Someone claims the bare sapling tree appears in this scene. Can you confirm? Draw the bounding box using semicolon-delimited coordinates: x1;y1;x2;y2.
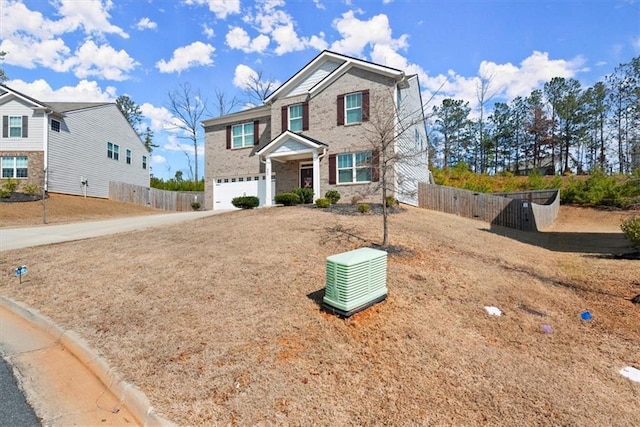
362;87;430;247
166;82;207;182
213;88;242;117
244;69;276;106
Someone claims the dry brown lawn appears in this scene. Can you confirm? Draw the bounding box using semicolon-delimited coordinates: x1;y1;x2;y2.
0;193;162;228
1;196;639;426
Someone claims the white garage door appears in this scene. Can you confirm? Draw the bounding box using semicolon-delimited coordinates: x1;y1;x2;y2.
213;174;275;210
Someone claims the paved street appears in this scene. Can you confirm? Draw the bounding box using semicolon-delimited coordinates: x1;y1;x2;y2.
0;354;39;427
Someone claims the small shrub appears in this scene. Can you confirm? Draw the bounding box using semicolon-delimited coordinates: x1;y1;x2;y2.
22;183;40;196
274;192;300;206
231;195;260;209
621;216;640;247
292;187;314;204
357;203;370;214
385;195;398;207
0;189;9;198
324;190;341;204
315;197;330;208
191;201;201;211
2;178;19;194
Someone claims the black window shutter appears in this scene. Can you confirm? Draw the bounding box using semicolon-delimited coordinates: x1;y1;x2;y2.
226;125;231;149
22;116;28;138
302;102;309;131
328;154;336;184
2;116;7;138
253;120;260;145
362;90;370;122
372;149;379;182
337;94;344;126
281;106;288;132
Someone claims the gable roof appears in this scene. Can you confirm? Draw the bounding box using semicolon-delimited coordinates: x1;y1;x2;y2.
256;130;328;157
0;83;50;110
45;102;111;113
264;50;407;104
0;84;111;117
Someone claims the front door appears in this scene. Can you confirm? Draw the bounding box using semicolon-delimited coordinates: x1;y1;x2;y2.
300;165;313;189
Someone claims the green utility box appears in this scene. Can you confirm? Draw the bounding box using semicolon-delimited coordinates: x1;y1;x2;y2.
323;247;388;317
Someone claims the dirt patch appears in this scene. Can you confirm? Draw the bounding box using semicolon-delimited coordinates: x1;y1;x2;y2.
1;202;639;425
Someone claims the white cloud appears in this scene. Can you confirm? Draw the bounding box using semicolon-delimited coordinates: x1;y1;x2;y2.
152;154;166;164
225;27;270;53
155;41;215;73
7;79;117;102
312;0;325;9
231;0;326;55
136;17;157;31
330;11;407;57
140;103;176;133
423;51;587;114
633;36;640;52
183;0;240;19
202;24;215;39
67;40;139;81
232;64;259;90
0;0;133;79
56;0;129;38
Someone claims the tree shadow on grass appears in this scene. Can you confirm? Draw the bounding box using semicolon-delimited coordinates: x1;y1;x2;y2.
484;224;634;256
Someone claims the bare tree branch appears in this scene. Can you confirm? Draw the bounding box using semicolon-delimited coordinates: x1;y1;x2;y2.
166;82;207;182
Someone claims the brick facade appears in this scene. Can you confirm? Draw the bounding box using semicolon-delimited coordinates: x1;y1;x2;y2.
203;52;413;209
0;150;45;192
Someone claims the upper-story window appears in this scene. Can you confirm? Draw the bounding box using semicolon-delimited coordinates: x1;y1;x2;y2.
345;93;362;124
281;103;308;133
2;115;28;138
232;122;254;148
142;155;147;169
226;121;259;149
51;119;60;132
337;90;369;126
288;104;303;132
126;149;132;164
107;142;120;160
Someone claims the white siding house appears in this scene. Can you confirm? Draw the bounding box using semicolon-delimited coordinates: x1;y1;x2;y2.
0;84;149;198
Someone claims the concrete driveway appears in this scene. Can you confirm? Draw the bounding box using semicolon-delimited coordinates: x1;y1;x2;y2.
0;210;228;251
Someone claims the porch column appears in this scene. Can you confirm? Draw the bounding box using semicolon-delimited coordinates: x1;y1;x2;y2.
265;157;273;206
312;151;320;202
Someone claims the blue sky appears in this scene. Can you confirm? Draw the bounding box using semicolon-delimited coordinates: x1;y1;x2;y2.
1;0;638;180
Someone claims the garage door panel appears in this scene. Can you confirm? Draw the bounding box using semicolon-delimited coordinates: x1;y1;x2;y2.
213;175;274;210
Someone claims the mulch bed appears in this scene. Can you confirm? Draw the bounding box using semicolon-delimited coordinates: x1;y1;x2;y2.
0;192;45;203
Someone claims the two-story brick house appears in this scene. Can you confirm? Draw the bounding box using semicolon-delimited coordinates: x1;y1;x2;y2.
0;84;149;198
202;50;429;210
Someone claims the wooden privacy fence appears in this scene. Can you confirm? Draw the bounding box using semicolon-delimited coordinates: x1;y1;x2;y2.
417;183;560;231
109;182;204;212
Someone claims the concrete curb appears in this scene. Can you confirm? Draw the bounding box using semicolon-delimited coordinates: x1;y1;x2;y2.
0;296;177;427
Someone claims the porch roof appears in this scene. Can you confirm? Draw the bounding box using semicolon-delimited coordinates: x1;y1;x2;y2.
256;131;327;161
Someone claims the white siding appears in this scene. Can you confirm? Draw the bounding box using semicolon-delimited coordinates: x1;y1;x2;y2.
395;75;429;206
272;138;310;155
48;104;149;198
286;60;342;97
0;98;46;151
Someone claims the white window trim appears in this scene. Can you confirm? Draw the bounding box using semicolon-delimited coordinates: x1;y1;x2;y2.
288;104;303;132
1;156;28;179
51;119;60;132
142;155;147;169
231;122;254;149
344;92;363;125
8;115;22;138
126;149;132;164
336;151;372;184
